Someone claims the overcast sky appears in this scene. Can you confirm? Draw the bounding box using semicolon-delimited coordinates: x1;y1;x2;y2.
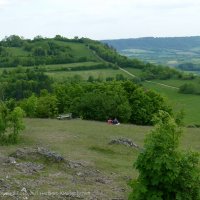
0;0;200;40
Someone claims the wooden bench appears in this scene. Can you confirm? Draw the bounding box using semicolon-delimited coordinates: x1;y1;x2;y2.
57;113;72;120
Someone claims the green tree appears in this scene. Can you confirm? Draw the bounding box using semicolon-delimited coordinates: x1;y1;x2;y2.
0;102;25;145
129;111;200;200
20;94;38;117
8;107;25;144
36;94;58;118
0;102;9;141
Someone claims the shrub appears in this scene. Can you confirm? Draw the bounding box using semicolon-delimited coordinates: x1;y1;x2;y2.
129;111;200;200
0;102;25;145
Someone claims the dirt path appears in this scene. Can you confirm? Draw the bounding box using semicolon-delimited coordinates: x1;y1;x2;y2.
145;80;179;89
119;67;136;78
119;67;179;90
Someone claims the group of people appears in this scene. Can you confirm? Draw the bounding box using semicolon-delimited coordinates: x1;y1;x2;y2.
107;118;120;125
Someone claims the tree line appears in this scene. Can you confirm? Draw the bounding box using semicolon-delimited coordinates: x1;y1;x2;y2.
0;35;189;82
0;67;171;125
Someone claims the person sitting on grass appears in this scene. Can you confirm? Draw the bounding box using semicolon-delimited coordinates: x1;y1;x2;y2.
112;118;120;125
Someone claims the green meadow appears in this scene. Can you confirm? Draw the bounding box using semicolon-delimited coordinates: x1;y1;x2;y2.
1;118;199;199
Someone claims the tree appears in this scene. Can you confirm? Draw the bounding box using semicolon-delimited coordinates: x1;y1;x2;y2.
8;107;25;144
129;111;200;200
36;94;58;118
0;102;9;142
20;94;38;117
0;102;25;145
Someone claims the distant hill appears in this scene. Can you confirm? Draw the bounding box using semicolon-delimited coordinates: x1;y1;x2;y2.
102;36;200;68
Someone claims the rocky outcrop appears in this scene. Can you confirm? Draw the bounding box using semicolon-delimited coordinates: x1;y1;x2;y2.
109;138;140;149
11;147;64;162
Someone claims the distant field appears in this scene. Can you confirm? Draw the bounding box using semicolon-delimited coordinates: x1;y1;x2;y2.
121;48;200;66
103;37;200;67
151;78;200;88
120;68;200;125
54;41;98;60
1;119;199;199
123;67;143;76
0;62;102;73
47;68;129;81
38;62;103;71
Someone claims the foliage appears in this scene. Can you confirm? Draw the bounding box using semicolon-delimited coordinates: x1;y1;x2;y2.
0;68;53;100
129;111;200;200
0;36;98;68
20;94;38;117
53;81;171;124
140;63;181;80
78;92;131;122
0;102;25;144
8;107;25;143
122;81;172;125
179;83;200;95
0;35;184;82
36;93;58;118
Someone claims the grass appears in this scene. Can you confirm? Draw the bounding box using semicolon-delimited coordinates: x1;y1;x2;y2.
46;68;129;81
54;41;99;60
152;78;200;88
0;62;102;73
0;118;199;198
8;47;30;56
143;81;200;125
37;61;103;71
122;68;200;125
0;119;147;198
124;67;144;76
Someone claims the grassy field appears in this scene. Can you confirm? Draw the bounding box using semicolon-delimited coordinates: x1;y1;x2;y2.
54;41;99;60
0;62;102;73
47;68;129;81
0;119;199;199
143;81;200;125
121;68;200;125
121;48;200;66
152;78;200;87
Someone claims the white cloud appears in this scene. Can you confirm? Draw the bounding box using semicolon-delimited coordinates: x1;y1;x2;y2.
0;0;8;8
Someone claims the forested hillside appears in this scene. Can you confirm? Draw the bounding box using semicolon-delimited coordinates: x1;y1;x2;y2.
102;37;200;50
0;35;200;125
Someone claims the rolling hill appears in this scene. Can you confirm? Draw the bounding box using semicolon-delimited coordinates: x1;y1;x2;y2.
102;36;200;68
0;35;200;125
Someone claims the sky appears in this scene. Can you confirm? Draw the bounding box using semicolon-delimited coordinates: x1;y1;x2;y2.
0;0;200;40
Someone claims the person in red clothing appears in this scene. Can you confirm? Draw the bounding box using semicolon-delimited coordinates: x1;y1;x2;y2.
107;119;112;124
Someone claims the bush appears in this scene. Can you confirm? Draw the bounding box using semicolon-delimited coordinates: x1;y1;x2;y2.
179;83;200;95
0;102;25;145
129;111;200;200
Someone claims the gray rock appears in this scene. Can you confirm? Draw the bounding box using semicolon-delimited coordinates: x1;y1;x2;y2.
7;157;17;164
37;147;64;162
16;162;44;174
109;138;139;149
11;147;65;163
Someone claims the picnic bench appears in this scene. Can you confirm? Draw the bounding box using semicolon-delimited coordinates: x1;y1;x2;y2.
57;113;72;120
